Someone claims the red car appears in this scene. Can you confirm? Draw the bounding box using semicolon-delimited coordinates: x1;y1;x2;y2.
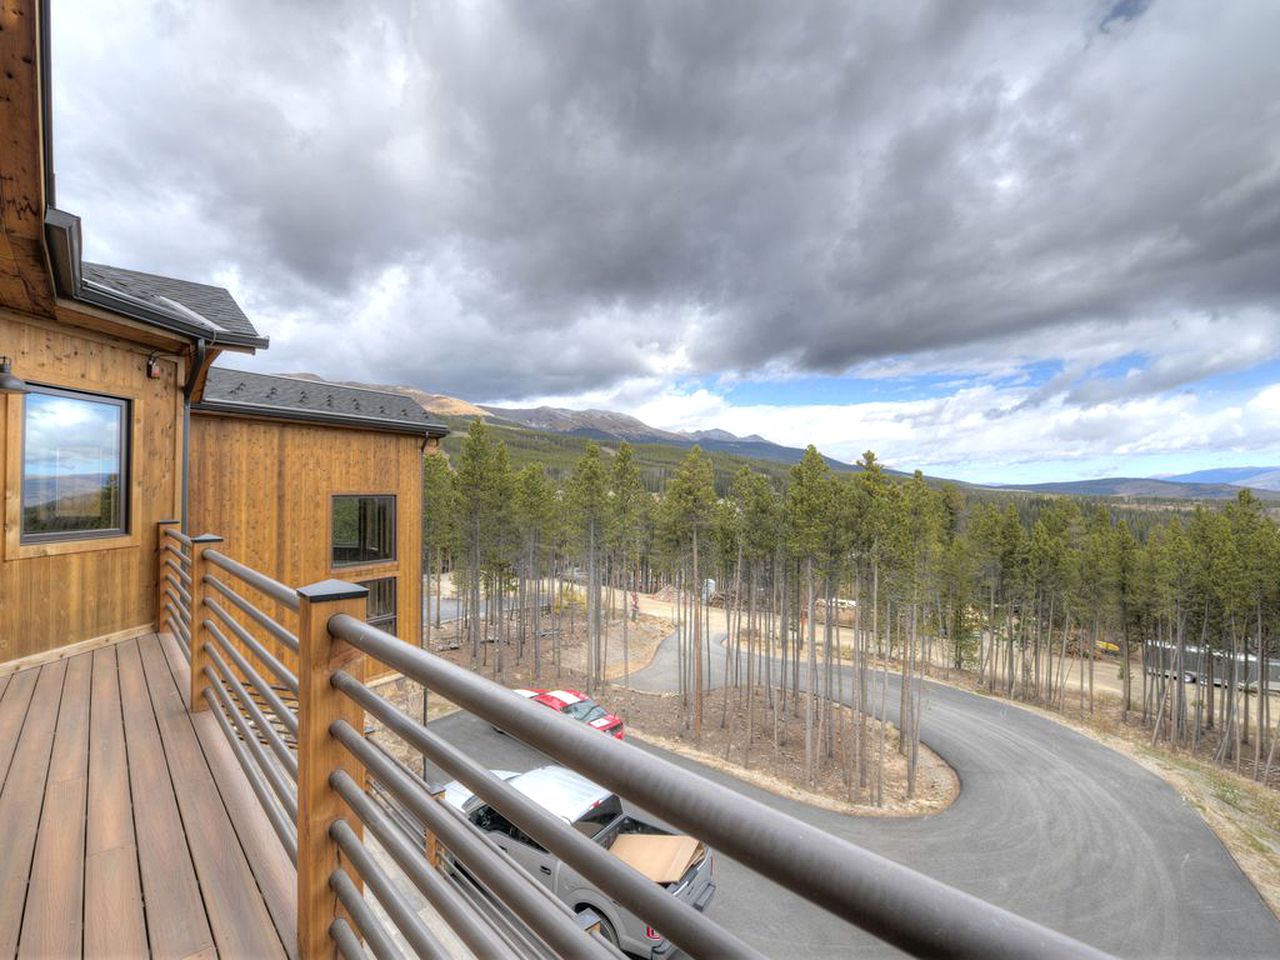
513;688;625;739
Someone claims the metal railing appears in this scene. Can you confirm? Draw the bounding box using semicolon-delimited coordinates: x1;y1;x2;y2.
154;522;1113;960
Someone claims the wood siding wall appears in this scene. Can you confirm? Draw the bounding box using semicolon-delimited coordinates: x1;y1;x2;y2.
0;306;184;662
188;413;423;677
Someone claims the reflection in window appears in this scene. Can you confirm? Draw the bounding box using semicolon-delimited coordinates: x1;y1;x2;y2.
332;495;395;566
22;386;129;542
359;576;397;637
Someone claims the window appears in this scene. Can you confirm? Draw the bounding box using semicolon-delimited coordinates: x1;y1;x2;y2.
468;805;545;851
21;385;129;543
562;698;608;724
332;495;395;566
572;796;622;838
359;576;397;637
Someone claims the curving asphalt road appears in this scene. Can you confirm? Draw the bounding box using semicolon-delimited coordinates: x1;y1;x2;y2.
430;628;1280;958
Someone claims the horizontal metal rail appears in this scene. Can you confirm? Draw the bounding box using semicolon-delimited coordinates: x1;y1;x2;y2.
332;669;756;959
330;769;520;960
164;587;190;626
161;527;193;547
330;720;615;960
205;574;300;654
205;548;300;612
163;556;193;587
161;542;192;569
331;818;450;960
331;867;403;960
331;614;1112;960
330;918;367;960
202;663;298;821
205;597;300;695
202;684;298;864
205;618;299;737
165;604;191;654
205;643;298;781
164;572;192;608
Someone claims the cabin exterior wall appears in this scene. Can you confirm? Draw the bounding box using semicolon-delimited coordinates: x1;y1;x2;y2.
188;411;423;675
0;306;184;663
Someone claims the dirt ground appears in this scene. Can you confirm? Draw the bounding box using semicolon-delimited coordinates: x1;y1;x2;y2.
375;582;955;818
607;684;956;817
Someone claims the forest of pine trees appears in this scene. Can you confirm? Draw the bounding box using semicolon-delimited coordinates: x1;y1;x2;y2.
424;419;1280;798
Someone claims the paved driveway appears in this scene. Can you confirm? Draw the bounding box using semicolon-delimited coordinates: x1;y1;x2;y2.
428;628;1279;957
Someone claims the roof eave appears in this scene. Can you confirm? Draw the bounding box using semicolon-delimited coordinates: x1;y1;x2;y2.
43;209;269;351
193;399;449;438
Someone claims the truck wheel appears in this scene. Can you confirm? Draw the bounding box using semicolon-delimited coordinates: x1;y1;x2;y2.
595;916;619;948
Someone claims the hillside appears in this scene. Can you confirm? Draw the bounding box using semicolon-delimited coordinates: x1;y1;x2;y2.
989;476;1280;502
254;374;1279;505
481;403;852;472
435;412;802;494
1161;466;1280;492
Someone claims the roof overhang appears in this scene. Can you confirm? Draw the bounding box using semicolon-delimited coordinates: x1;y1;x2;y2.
192;398;449;439
43;209;269;351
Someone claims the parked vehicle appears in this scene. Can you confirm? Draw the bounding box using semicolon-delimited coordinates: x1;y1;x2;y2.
445;765;716;957
512;688;626;738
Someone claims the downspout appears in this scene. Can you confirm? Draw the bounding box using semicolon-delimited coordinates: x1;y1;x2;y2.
181;338;208;532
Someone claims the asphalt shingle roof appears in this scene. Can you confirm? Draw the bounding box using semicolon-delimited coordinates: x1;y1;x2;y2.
82;262;262;341
199;368;447;436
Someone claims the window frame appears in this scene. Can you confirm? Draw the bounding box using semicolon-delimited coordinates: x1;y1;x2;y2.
330;493;397;569
19;383;132;546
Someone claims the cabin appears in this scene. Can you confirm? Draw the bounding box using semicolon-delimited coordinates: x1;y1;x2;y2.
191;368;444;666
0;36;444;670
0;2;452;953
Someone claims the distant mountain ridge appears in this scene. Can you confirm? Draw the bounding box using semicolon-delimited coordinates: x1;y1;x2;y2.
990;476;1280;501
260;372;1279;502
1159;466;1280;492
480;403;847;471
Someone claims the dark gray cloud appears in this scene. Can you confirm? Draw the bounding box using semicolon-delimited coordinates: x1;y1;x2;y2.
51;0;1280;400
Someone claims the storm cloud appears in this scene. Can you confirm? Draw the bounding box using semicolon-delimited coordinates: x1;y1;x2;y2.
52;1;1280;410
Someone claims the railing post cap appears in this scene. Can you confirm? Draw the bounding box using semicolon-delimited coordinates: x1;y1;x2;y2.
298;579;369;602
191;533;224;544
158;518;181;525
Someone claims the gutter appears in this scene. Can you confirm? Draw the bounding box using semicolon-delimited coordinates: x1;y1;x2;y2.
192;399;449;439
42;209;270;351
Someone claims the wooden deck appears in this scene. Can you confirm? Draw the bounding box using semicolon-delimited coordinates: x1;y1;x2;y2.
0;632;297;958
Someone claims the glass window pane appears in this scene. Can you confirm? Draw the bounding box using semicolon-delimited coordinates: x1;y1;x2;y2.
332;495;395;565
358;576;397;638
22;387;128;541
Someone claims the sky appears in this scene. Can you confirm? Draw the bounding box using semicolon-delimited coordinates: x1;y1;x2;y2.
49;1;1280;485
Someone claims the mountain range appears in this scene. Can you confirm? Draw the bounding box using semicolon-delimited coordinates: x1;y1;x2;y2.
271;372;1280;501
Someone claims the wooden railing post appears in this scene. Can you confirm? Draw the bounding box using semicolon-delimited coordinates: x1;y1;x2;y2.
424;785;447;870
188;534;224;711
157;519;180;633
297;580;369;960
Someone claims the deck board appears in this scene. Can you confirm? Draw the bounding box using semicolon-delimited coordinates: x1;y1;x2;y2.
19;652;92;958
119;636;217;959
0;667;38;792
0;660;67;957
160;632;300;958
84;646;148;959
137;633;288;959
0;634;294;958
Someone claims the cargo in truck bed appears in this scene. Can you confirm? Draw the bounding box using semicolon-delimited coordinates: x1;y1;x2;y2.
608;834;705;883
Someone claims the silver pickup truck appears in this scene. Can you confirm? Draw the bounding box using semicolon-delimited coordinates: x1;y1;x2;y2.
445;765;716;958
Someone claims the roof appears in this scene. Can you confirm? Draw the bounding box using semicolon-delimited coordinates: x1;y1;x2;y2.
43;207;270;351
195;368;449;437
81;262;263;343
